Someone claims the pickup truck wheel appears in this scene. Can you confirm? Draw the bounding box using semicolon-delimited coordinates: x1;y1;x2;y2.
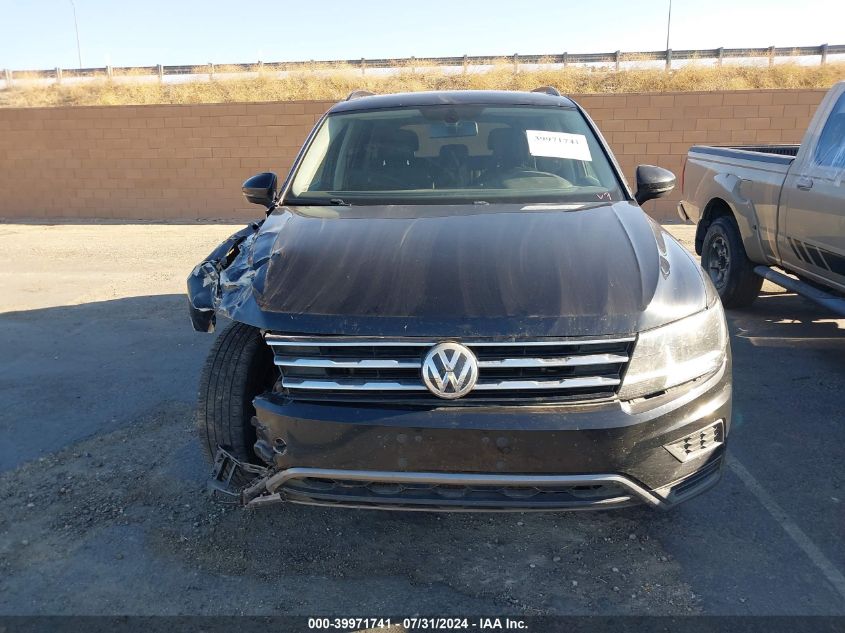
701;216;763;308
196;321;277;479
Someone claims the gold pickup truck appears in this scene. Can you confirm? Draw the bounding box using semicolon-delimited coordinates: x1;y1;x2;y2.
679;81;845;313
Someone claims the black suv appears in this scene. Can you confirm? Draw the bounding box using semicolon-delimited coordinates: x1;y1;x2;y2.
187;89;731;511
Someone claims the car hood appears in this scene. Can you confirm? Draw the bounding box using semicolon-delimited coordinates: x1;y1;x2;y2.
213;201;707;337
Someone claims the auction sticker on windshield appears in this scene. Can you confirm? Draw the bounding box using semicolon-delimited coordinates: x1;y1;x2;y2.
526;130;592;161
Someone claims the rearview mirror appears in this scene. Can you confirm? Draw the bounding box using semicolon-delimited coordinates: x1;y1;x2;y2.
634;165;675;205
242;172;278;208
429;120;479;139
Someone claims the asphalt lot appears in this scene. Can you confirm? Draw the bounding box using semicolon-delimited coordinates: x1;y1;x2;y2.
0;221;843;616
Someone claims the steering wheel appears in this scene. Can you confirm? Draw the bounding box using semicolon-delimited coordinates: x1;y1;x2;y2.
509;169;571;183
483;169;573;189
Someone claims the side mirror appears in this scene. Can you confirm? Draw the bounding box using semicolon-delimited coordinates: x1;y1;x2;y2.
634;165;676;205
242;172;278;208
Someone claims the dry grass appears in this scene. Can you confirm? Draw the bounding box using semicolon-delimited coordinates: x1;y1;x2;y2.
2;61;844;107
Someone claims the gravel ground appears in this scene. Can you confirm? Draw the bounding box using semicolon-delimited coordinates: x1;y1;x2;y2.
0;221;842;617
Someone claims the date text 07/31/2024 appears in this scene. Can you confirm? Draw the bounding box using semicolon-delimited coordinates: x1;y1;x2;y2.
307;617;528;630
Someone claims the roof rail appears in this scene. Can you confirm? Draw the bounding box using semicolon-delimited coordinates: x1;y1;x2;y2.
345;90;376;101
531;86;561;96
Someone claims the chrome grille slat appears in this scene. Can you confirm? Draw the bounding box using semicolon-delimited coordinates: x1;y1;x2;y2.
473;377;621;390
266;336;433;347
282;376;621;392
275;354;626;370
477;353;628;368
458;338;635;347
275;357;422;369
265;335;635;347
282;378;426;391
266;334;635;403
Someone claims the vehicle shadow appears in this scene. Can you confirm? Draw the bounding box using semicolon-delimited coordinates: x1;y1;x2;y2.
0;293;221;471
729;290;845;356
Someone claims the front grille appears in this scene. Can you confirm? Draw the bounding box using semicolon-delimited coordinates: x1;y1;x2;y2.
265;335;634;405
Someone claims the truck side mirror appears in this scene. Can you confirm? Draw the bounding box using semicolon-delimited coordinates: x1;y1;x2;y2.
634;165;676;205
242;172;278;208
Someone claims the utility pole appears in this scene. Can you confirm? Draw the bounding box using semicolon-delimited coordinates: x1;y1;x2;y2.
665;0;672;51
70;0;82;69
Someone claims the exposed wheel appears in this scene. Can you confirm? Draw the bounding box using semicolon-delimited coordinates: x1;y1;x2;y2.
701;216;763;308
196;321;277;479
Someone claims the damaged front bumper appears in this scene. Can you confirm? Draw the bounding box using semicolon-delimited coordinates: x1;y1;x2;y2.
212;451;679;511
211;361;730;512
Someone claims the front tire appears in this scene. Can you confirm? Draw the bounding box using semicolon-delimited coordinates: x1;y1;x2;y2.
701;216;763;308
196;321;277;473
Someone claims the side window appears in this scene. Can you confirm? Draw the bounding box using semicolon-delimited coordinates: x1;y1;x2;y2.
813;92;845;169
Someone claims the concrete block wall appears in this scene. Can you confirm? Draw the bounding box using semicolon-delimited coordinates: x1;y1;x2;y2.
574;90;824;218
0;89;826;222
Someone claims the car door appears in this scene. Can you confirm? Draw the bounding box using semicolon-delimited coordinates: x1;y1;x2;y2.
779;87;845;292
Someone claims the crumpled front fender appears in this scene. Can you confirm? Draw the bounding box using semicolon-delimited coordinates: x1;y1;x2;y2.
186;222;262;333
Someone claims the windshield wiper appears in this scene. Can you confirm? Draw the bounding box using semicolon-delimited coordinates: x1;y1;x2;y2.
283;196;353;207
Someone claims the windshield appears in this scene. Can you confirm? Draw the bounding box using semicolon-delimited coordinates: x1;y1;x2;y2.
287;104;625;205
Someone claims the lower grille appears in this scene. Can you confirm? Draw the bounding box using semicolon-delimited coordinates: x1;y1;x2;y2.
265;335;634;404
282;476;635;510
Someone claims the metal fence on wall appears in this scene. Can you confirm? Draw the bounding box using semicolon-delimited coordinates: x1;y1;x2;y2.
3;44;844;86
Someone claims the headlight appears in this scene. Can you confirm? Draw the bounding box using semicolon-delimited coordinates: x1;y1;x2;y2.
618;300;728;400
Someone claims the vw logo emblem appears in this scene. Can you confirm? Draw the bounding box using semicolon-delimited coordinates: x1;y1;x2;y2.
421;342;479;400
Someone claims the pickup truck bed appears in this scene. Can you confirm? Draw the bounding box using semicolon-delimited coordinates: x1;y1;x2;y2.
718;145;799;157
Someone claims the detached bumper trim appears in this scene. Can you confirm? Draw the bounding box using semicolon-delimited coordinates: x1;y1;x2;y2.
246;467;665;511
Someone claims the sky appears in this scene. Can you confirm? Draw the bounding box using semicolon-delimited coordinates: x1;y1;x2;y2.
1;0;844;70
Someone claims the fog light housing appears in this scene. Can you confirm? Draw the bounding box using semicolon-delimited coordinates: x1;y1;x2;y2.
664;419;725;462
